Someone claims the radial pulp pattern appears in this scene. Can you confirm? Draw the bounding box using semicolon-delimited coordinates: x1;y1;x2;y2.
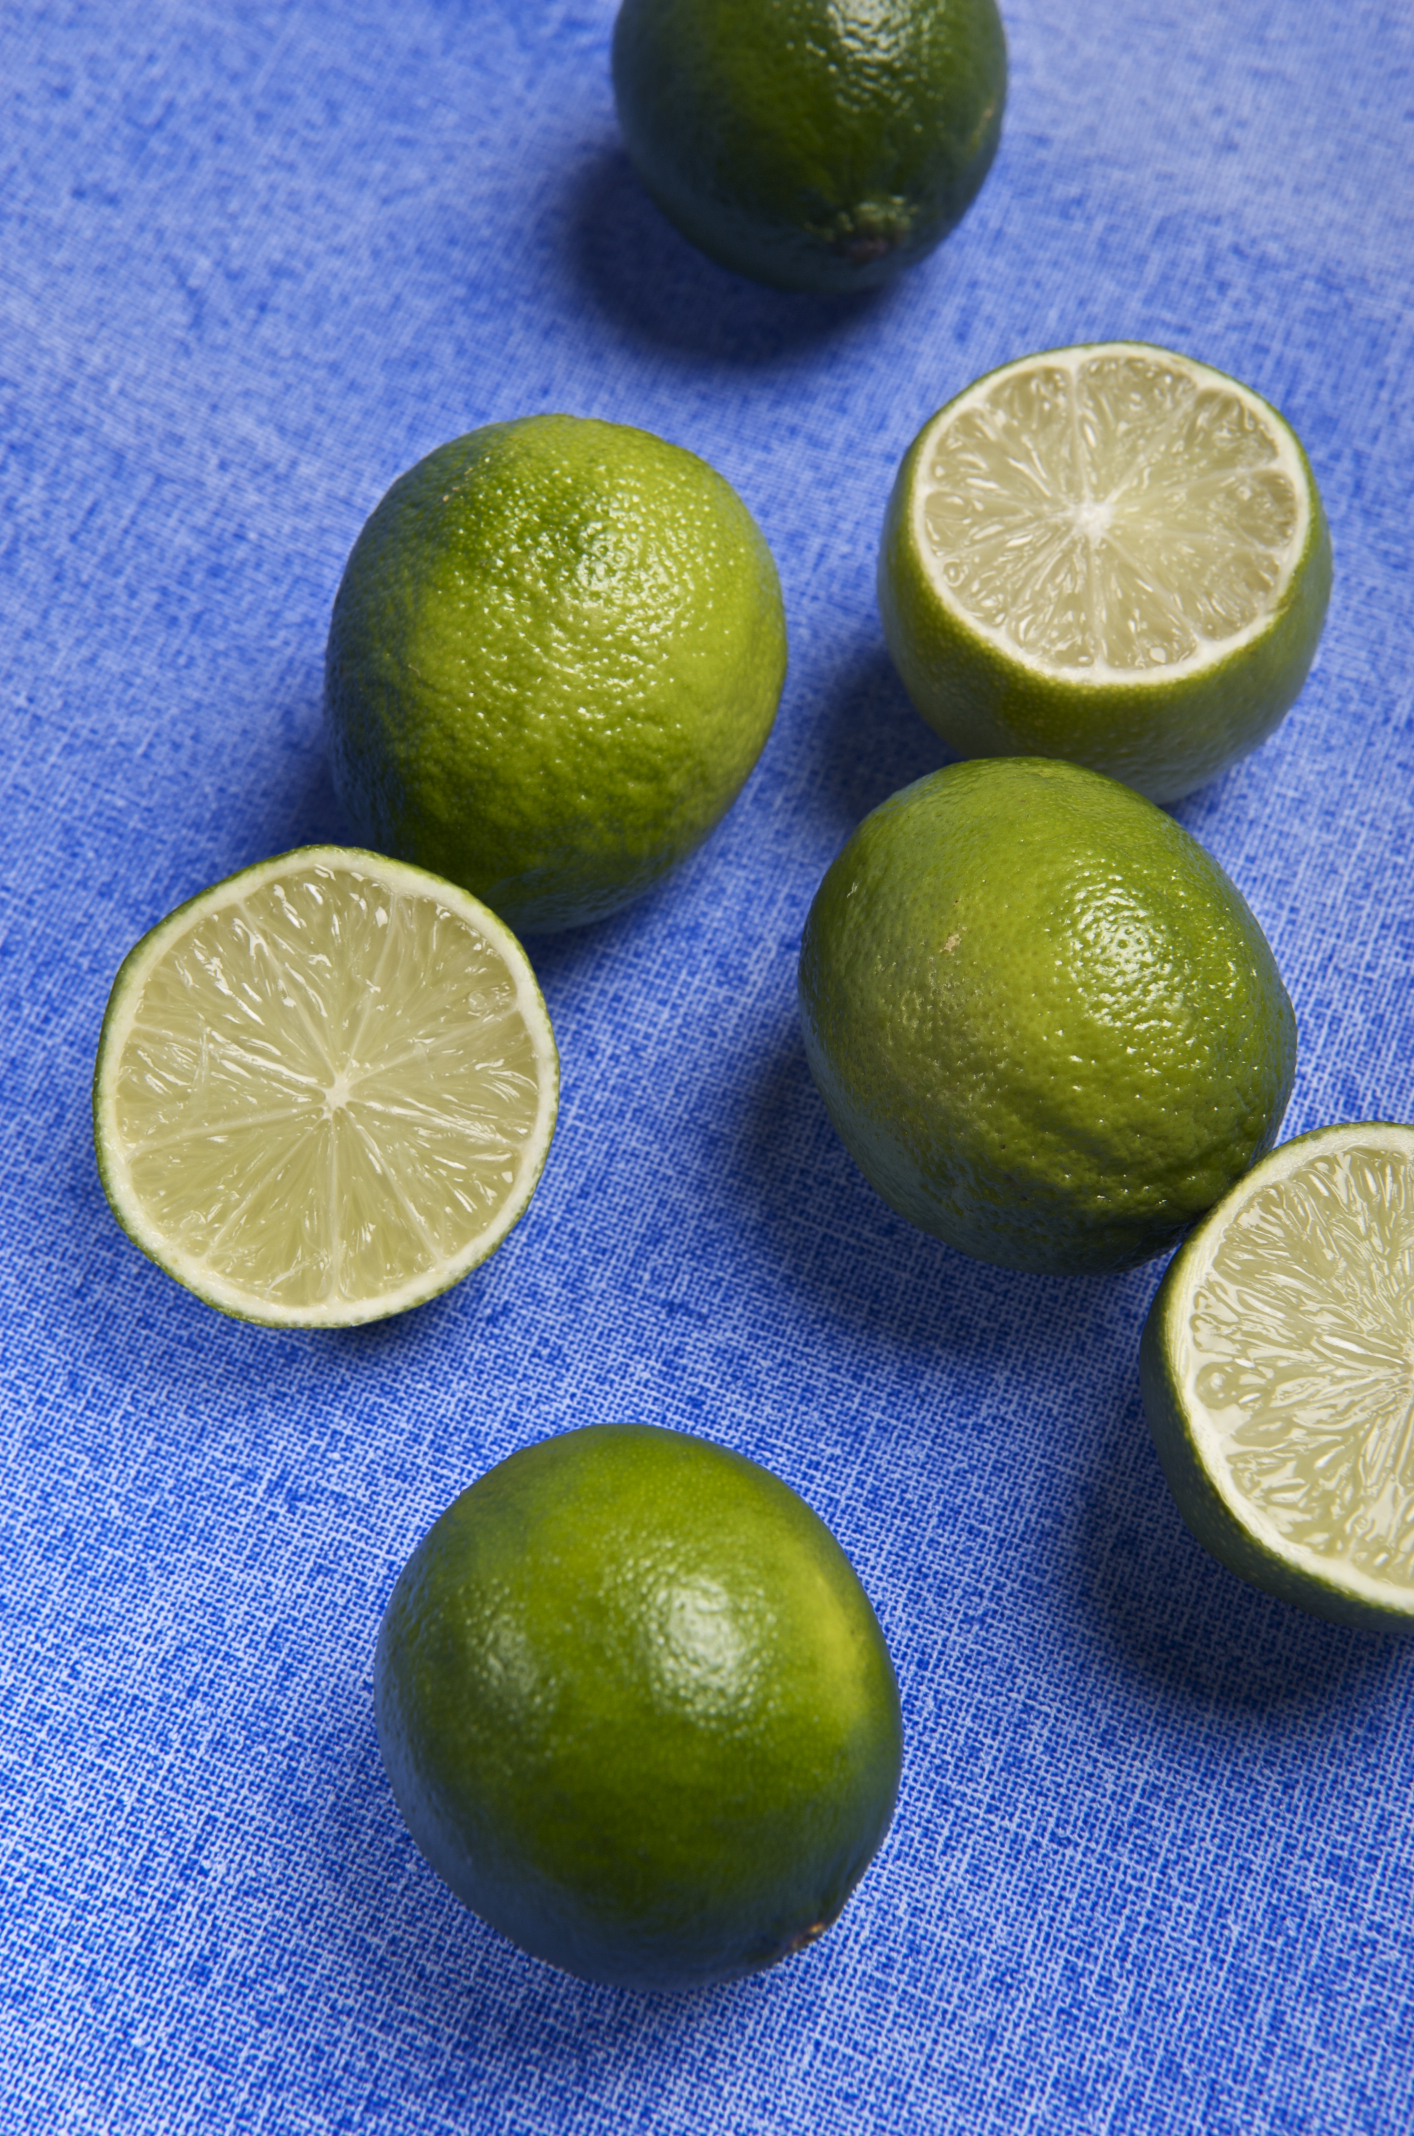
93;849;558;1327
1142;1124;1414;1629
920;346;1307;676
879;342;1332;801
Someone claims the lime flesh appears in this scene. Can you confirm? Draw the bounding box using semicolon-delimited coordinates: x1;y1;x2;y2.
93;848;558;1328
879;343;1332;801
375;1423;902;1992
1141;1123;1414;1632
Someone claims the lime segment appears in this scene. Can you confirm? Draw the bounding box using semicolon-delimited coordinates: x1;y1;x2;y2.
93;848;558;1328
924;354;1304;669
1141;1123;1414;1631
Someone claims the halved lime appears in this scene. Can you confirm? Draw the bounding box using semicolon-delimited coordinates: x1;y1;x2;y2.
1141;1123;1414;1632
879;342;1332;802
93;848;558;1329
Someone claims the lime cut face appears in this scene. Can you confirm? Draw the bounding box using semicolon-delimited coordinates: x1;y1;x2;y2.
93;848;558;1328
880;343;1332;801
1141;1124;1414;1630
922;349;1306;673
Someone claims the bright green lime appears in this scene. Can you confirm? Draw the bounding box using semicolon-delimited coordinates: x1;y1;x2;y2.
612;0;1006;294
798;758;1296;1275
879;343;1332;802
92;848;558;1329
1142;1122;1414;1634
325;415;787;934
375;1423;902;1992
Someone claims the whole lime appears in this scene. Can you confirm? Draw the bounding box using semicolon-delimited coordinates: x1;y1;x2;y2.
798;758;1296;1275
324;415;787;934
612;0;1007;295
374;1423;902;1992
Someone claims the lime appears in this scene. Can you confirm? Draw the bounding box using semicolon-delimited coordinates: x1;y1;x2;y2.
375;1422;902;1992
1141;1123;1414;1634
324;414;787;935
798;758;1296;1275
612;0;1006;295
879;343;1332;802
92;847;557;1328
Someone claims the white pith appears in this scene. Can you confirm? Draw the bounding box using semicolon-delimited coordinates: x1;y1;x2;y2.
1166;1125;1414;1609
910;342;1312;684
95;849;558;1329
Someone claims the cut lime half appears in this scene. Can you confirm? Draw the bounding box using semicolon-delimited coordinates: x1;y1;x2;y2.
93;848;558;1329
879;342;1332;802
1141;1123;1414;1632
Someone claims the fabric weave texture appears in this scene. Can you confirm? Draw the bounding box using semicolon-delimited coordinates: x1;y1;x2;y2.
3;2;1413;2131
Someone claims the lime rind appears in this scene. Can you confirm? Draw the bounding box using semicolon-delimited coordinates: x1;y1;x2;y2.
375;1423;902;1992
612;0;1008;296
324;416;788;935
1141;1122;1414;1633
93;846;559;1330
879;341;1333;803
799;758;1296;1277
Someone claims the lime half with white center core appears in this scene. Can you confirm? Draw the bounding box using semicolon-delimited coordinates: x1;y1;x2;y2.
879;343;1332;802
93;847;558;1328
1141;1123;1414;1632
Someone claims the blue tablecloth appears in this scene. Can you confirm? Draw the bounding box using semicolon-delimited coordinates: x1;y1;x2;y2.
5;3;1414;2129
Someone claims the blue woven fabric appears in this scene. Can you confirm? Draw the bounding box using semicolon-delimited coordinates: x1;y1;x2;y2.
4;2;1414;2128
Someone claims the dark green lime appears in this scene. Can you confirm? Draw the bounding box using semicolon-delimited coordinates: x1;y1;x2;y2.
375;1423;902;1992
612;0;1007;294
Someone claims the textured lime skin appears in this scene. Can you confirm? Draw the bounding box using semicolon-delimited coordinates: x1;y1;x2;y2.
325;415;787;934
878;347;1333;803
1141;1123;1414;1636
375;1424;902;1993
798;759;1296;1275
612;0;1006;294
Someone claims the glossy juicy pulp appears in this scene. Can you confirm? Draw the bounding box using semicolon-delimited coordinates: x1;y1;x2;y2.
325;415;787;934
375;1425;902;1992
612;0;1006;292
919;352;1305;674
880;344;1332;803
98;856;555;1323
799;760;1296;1274
1165;1132;1414;1601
